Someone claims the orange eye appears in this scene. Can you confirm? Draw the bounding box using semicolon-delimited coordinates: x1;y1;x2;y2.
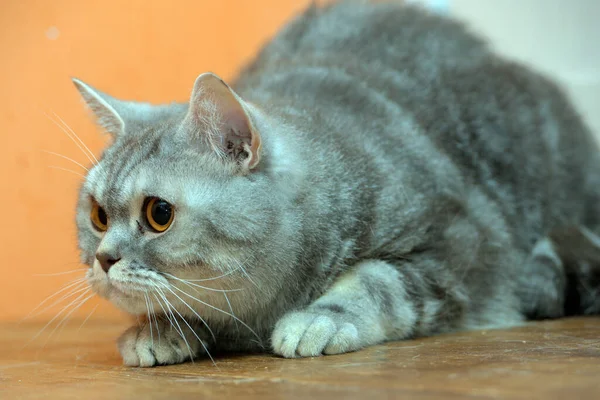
144;197;174;233
90;200;108;232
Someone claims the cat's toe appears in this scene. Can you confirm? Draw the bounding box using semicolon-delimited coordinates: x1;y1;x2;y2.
117;321;204;367
323;322;360;354
296;315;337;357
272;311;357;358
117;326;142;366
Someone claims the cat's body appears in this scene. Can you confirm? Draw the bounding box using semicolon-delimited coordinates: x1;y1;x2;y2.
74;1;600;367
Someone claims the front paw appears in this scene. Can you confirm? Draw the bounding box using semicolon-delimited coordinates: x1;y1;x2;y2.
271;311;361;358
117;318;207;367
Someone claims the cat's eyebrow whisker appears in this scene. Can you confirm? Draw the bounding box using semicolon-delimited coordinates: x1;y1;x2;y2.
42;150;90;172
43;111;98;167
156;287;216;366
50;111;100;165
48;165;86;179
168;285;261;344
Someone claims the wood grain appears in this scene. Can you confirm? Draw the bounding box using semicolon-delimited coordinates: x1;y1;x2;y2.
1;317;599;399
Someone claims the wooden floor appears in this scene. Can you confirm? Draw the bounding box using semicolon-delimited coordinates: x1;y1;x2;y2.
1;318;599;399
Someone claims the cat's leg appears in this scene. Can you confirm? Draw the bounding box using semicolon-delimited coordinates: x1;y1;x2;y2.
517;237;566;319
272;259;428;358
117;316;209;367
518;226;600;319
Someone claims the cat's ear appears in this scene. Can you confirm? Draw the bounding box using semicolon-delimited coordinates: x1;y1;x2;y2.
71;78;127;136
182;73;262;171
72;78;171;137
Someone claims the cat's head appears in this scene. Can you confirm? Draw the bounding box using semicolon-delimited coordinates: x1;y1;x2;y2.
73;73;302;319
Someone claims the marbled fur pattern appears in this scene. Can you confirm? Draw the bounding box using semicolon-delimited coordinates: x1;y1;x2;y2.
73;1;600;366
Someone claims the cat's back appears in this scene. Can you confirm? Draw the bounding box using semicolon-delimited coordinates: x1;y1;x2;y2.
236;1;488;87
235;1;600;249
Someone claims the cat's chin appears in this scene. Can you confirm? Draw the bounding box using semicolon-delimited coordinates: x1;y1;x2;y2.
90;279;148;315
106;287;148;315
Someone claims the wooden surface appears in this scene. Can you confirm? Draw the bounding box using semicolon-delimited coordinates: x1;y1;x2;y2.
1;317;599;399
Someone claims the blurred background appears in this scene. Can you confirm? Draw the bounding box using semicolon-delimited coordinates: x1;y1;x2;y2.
1;0;598;324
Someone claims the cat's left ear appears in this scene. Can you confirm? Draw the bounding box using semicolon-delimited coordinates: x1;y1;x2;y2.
72;78;171;137
182;73;262;172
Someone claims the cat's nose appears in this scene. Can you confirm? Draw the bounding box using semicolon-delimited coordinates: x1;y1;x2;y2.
96;252;121;273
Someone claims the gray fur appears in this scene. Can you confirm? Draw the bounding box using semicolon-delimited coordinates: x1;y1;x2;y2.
74;1;600;366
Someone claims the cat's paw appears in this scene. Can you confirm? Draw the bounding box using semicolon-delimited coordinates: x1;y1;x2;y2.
117;319;207;367
271;311;361;358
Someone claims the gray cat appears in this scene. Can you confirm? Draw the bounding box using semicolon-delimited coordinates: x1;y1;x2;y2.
73;1;600;367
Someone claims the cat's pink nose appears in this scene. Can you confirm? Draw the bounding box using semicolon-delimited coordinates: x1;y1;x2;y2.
96;252;121;273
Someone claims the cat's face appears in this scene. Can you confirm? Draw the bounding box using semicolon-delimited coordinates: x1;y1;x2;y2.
74;74;297;319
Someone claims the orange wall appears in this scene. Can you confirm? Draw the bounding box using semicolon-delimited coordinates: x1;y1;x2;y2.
0;0;313;321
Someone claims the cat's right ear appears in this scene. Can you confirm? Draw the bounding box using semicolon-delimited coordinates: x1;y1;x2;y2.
71;78;126;136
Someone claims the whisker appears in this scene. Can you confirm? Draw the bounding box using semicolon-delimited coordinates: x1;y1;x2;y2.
77;303;99;333
46;292;95;346
51;111;100;165
42;150;89;172
43;111;97;166
156;288;216;366
22;277;88;321
143;293;154;348
159;284;216;343
163;273;242;293
26;288;91;346
185;268;240;282
48;165;86;179
147;292;160;345
167;285;261;344
26;283;92;321
231;256;260;289
153;291;194;363
33;269;86;277
223;292;240;334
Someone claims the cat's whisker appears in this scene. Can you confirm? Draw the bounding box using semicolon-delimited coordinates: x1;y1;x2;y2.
27;288;91;346
50;111;100;165
33;268;86;277
148;292;160;345
159;284;216;343
167;285;261;344
143;292;154;348
223;292;240;334
48;165;86;179
230;256;260;290
42;150;90;172
185;268;240;282
77;303;99;333
153;290;195;363
156;287;216;366
43;111;97;167
46;292;95;346
162;273;243;293
26;283;92;321
22;277;88;321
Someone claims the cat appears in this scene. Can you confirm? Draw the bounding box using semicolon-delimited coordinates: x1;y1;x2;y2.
72;0;600;367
